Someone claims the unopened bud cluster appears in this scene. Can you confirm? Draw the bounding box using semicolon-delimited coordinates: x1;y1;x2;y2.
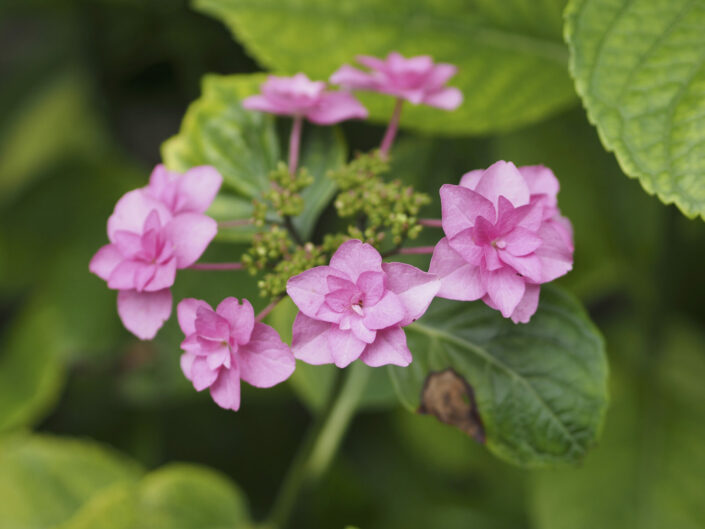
262;162;314;217
330;152;430;246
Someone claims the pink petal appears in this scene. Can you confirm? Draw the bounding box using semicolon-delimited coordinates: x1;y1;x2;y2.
287;266;334;319
216;297;255;345
164;213;217;268
429;238;486;301
180;351;197;379
329;64;378;90
356;54;388;71
327;326;367;368
89;244;124;281
535;221;574;282
143;259;177;292
117;288;172;340
357;271;385;307
474;161;530;209
194;306;230;341
362;291;406;330
190;356;219;391
502;227;543;256
206;347;231;370
423;87;463;110
329;240;382;282
107;190;172;241
291;312;334;365
509;284;541;324
305;92;368;125
209;366;241;411
425;63;458;90
177;298;212;336
382;262;440;326
176;166;223;214
107;260;141;290
112;231;142;257
483;268;526;318
458;169;483;190
518;165;559;205
238;322;295;388
497;252;543;282
447;229;484;265
440;184;495;239
242;94;293;116
350;317;377;343
360;326;411;367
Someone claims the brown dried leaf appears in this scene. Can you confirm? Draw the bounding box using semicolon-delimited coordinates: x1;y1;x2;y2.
418;368;485;443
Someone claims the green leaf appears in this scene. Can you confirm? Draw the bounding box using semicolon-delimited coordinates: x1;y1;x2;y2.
388;286;608;467
161;73;279;198
61;465;252;529
194;0;576;135
565;0;705;219
532;321;705;529
0;300;65;433
0;434;142;529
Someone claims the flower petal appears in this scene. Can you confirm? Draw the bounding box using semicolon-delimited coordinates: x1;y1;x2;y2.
439;184;495;239
482;268;526;318
382;262;440;326
164;213;217;268
350;317;377;344
177;166;223;214
329;64;377;90
423;86;463;110
238;322;295;388
242;94;292;116
458;169;483;190
144;259;177;292
518;165;559;205
474;161;530;209
306;91;368;125
117;288;172;340
287;266;334;319
357;271;385;307
209;366;241;411
326;326;367;368
291;312;334;365
89;244;123;281
107;189;172;241
190;356;219;391
429;238;486;301
360;326;411;367
362;291;405;330
510;284;541;324
177;298;212;336
535;220;574;282
329;240;382;282
216;297;255;345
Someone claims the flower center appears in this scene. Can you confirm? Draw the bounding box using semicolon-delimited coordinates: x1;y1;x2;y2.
492;239;507;250
351;300;364;317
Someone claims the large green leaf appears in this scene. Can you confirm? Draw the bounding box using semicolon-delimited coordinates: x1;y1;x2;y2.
0;435;142;529
532;321;705;529
565;0;705;219
195;0;577;135
62;464;251;529
388;286;608;467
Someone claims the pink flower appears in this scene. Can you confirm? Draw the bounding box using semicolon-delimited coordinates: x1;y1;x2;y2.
429;161;574;323
287;240;440;368
242;73;368;124
177;297;295;411
330;52;462;110
90;169;220;339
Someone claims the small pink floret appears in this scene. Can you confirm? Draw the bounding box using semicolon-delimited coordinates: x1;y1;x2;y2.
330;51;463;110
287;240;440;368
177;297;295;411
89;165;222;339
242;73;368;124
429;161;574;323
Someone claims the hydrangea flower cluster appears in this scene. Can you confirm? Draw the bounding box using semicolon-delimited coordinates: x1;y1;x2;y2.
90;51;574;413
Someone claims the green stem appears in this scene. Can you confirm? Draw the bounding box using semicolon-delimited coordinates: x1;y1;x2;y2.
266;363;370;528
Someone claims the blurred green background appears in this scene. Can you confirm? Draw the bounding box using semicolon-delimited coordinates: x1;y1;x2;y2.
1;1;705;528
